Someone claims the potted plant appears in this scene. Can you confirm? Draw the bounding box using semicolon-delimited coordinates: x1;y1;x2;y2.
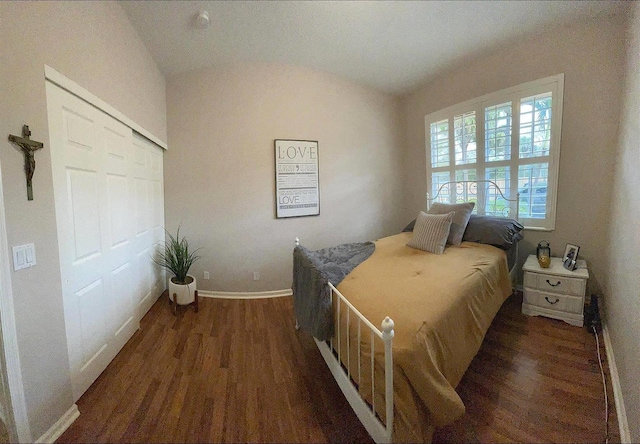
154;226;200;306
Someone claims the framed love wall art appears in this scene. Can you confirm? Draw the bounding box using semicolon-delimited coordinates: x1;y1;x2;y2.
274;139;320;218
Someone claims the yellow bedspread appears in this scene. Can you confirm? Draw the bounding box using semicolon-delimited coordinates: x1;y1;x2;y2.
335;232;512;440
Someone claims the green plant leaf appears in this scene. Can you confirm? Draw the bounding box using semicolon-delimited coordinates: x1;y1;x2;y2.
152;225;200;285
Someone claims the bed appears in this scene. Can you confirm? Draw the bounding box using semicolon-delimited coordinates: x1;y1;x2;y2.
292;181;523;443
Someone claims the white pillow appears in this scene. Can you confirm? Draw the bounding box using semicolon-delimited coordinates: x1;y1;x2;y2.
406;211;454;254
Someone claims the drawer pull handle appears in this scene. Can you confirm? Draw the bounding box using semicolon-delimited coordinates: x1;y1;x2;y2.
545;296;560;305
546;279;561;287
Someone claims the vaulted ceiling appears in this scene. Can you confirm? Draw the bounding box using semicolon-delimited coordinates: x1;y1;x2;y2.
120;1;628;94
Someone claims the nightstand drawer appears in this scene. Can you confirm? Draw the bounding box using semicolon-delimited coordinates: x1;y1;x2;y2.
534;273;586;296
523;289;584;315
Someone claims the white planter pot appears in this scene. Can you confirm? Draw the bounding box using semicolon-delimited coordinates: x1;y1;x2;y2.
169;275;197;305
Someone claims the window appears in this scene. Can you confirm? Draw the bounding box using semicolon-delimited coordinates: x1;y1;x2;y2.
425;74;564;230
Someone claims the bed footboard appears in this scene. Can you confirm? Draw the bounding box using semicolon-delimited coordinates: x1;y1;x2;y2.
314;282;394;444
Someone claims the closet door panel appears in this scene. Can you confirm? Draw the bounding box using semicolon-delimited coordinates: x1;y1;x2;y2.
46;81;164;402
132;134;165;319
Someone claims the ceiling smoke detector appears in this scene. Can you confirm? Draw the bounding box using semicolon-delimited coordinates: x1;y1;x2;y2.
195;10;210;29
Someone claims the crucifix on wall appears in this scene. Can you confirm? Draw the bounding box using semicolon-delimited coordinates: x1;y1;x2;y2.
8;125;44;201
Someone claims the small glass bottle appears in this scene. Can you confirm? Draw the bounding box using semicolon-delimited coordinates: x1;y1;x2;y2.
538;253;551;268
537;241;551;268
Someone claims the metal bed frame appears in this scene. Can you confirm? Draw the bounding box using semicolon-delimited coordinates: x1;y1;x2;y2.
297;180;520;443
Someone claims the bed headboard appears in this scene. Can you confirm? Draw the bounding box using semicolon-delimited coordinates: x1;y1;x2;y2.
426;180;520;220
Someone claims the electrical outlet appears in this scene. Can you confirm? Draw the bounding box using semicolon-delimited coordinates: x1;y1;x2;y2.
253;271;260;281
204;271;210;280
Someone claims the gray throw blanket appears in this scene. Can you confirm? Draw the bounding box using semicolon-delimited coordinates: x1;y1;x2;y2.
293;242;375;340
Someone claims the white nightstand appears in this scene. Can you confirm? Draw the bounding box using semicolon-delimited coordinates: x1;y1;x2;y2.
522;254;589;326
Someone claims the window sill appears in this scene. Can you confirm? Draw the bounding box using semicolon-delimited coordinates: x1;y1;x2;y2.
523;226;554;232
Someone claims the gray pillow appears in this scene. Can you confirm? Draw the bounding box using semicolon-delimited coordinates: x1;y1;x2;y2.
427;202;475;245
462;215;524;250
407;211;454;255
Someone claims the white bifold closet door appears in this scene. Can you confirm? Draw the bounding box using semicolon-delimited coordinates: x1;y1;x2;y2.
46;81;165;402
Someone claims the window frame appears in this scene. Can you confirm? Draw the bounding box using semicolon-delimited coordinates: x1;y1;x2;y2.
424;74;564;231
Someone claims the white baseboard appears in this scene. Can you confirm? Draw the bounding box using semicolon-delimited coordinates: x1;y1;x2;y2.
198;288;293;299
602;323;631;443
35;404;80;443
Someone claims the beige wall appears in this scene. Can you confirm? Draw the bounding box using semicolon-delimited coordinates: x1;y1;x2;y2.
165;63;405;292
401;15;627;295
0;1;633;439
0;2;166;438
607;2;640;440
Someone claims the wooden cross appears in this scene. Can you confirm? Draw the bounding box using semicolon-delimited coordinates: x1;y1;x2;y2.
8;125;44;201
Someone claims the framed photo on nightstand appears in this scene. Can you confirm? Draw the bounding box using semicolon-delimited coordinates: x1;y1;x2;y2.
563;243;580;271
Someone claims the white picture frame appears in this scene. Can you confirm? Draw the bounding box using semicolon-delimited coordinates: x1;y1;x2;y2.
562;243;580;271
275;139;320;218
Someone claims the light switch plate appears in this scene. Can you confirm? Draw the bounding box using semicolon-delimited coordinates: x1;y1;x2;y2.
12;243;36;271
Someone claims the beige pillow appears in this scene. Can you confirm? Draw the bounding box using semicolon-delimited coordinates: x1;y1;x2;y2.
428;202;475;245
407;211;454;254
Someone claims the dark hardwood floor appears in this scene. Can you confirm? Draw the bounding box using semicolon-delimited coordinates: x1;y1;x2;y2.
435;294;619;443
58;292;618;443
